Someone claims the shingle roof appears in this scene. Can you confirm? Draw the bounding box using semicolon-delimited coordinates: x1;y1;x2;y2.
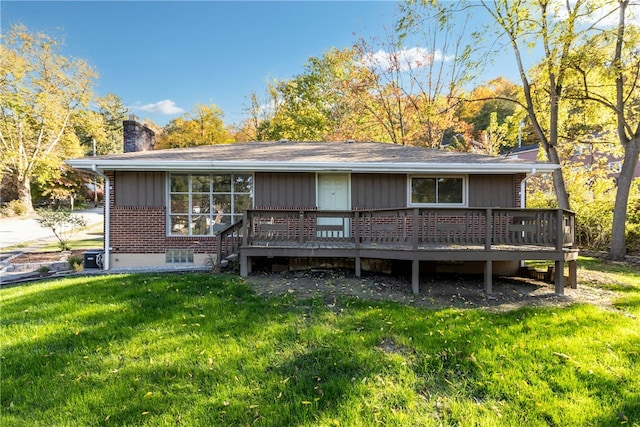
67;141;558;173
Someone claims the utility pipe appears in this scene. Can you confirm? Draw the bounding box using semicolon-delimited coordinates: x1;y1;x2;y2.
520;168;537;208
91;165;110;271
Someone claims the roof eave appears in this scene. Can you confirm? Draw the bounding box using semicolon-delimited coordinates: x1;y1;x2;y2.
66;160;559;174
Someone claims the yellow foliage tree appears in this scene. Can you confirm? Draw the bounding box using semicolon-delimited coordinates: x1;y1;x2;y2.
0;25;97;212
156;104;234;149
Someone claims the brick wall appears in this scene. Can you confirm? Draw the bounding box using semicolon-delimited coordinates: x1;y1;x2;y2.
123;119;155;153
106;171;217;255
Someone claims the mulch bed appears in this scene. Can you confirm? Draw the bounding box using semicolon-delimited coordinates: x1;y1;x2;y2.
10;250;85;264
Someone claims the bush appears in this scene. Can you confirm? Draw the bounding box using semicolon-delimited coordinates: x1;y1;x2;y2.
0;200;29;217
67;255;84;272
35;209;87;251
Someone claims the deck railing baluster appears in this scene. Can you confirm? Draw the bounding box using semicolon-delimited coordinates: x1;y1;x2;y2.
240;207;575;252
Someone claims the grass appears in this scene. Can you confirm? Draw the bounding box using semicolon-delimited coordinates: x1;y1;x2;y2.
2;222;104;253
37;236;104;252
1;257;639;426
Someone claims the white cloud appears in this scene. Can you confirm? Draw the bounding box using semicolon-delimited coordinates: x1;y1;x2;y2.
555;1;640;27
363;47;453;72
133;99;185;115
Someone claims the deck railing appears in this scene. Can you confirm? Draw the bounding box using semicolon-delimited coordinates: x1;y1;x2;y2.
240;208;575;250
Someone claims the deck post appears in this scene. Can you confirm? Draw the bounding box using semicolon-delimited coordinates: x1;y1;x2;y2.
299;211;305;244
485;208;492;250
355;256;361;278
216;233;223;267
354;211;360;249
556;209;564;250
554;260;565;295
568;259;577;289
412;259;420;294
242;211;249;247
413;208;419;249
484;260;492;294
240;255;250;277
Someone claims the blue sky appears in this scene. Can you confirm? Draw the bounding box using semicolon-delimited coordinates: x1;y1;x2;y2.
3;1;637;129
3;1;408;126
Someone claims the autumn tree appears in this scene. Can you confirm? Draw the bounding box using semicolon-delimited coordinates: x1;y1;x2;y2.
471;0;610;210
75;93;128;156
564;1;640;259
456;77;529;153
156;104;233;149
255;49;354;142
0;25;97;212
352;3;475;147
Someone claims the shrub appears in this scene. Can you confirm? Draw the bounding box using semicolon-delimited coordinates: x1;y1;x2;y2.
0;200;29;217
67;255;84;272
35;209;87;252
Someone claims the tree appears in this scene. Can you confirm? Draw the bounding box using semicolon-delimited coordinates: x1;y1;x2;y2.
469;0;608;210
356;3;475;147
565;1;640;259
35;208;87;251
457;77;528;151
256;49;352;141
0;25;97;213
156;104;233;149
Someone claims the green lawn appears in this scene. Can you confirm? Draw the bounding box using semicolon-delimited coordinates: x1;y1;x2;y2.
1;257;639;426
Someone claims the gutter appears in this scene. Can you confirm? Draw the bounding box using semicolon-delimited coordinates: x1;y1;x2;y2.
91;165;110;271
67;160;560;175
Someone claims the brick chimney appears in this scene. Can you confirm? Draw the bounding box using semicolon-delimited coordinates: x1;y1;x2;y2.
123;115;156;153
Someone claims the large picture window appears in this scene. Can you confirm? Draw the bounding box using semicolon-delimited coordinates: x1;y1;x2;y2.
410;176;465;206
168;173;253;236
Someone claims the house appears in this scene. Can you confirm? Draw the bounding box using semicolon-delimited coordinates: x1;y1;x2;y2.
509;143;640;181
66;140;578;294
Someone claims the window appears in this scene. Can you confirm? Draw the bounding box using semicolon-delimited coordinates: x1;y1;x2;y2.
410;176;465;206
165;249;194;264
168;173;253;236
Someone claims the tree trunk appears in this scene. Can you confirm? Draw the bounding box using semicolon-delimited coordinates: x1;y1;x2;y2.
551;168;570;210
609;137;640;260
16;174;35;214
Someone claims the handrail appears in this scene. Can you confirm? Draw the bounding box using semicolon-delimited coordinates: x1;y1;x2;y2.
215;219;244;266
242;208;576;250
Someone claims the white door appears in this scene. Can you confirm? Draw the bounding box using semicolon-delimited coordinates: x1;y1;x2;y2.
317;174;350;237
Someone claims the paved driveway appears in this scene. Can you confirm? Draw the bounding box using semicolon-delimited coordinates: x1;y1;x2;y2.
0;207;104;250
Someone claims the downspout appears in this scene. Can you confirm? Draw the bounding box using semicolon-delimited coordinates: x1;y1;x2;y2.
92;165;110;271
520;168;537;208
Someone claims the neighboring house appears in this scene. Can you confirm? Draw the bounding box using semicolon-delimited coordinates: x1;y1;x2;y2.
67;140;578;294
509;143;640;181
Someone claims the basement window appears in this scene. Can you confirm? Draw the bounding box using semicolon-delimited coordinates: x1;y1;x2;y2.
165;249;194;264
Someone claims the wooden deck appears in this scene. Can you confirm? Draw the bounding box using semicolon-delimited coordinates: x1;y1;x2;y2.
218;208;578;295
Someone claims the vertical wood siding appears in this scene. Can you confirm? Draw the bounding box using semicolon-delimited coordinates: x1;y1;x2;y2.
351;173;406;209
468;175;515;208
254;172;316;209
115;171;165;207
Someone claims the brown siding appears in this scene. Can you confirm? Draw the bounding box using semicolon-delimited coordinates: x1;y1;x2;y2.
468;175;515;208
114;171;165;207
254;172;316;209
351;173;406;209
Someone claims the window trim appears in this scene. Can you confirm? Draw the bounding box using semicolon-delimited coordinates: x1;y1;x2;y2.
407;175;468;207
166;172;254;236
